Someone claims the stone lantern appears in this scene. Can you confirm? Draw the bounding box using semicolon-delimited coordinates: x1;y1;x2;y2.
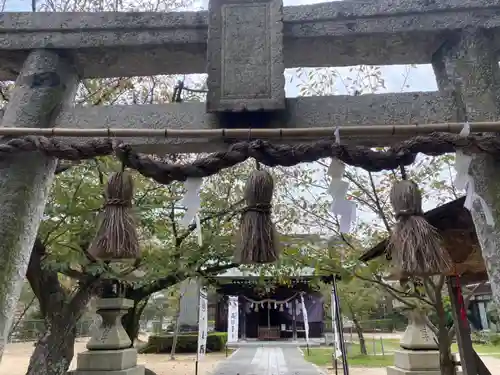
400;309;439;350
387;309;462;375
69;278;145;375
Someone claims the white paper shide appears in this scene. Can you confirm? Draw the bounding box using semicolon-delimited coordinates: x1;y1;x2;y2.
227;296;239;343
300;294;309;344
197;288;208;359
180;178;204;245
327;129;357;233
454;123;495;227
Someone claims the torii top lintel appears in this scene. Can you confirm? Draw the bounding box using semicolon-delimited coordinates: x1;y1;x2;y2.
0;0;498;82
0;1;498;152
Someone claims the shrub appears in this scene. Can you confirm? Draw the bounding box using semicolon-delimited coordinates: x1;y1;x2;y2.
487;304;499;325
359;317;407;332
471;331;500;345
140;332;228;354
471;332;487;344
490;333;500;346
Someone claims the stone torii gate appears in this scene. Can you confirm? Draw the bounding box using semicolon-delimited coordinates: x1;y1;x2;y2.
0;0;499;365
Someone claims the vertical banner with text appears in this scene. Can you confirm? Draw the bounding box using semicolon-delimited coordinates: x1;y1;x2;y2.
331;285;342;359
197;288;208;360
300;294;310;344
332;278;349;375
227;296;239;343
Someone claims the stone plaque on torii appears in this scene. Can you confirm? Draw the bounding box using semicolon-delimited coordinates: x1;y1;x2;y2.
0;1;498;374
206;0;285;113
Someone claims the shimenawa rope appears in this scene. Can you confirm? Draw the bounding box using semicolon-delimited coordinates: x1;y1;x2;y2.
0;132;498;186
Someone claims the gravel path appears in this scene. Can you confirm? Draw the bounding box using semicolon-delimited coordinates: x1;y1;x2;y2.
0;340;224;375
3;338;500;375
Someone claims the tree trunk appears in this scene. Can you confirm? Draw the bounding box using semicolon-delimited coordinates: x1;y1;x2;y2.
123;303;139;348
26;317;77;375
351;315;367;355
170;297;182;360
122;298;149;347
25;238;99;375
435;283;457;375
437;340;456;375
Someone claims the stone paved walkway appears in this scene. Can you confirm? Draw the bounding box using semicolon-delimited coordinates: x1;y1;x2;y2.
213;345;323;375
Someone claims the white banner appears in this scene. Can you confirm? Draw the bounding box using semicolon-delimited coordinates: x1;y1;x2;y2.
197;288;208;359
300;294;309;343
331;286;342;359
227;296;239;343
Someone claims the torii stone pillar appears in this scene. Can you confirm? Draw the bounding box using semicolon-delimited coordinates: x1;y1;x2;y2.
0;49;79;360
432;28;500;306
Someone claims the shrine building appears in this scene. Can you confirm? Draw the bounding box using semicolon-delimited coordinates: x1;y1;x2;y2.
212;267;334;341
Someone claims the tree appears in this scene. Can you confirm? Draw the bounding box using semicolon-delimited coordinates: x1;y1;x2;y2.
169;286;184;360
337;272;382;355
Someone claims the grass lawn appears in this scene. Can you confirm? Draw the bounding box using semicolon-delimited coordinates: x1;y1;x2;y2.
304;347;394;368
360;338;400;355
366;338;500;356
451;343;500;355
304;337;500;368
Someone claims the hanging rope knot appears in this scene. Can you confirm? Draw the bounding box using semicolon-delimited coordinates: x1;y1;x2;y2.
395;208;423;220
88;170;140;260
390;147;417;166
104;198;131;207
242;203;272;214
388;179;451;276
113;142;131;163
234;169;280;265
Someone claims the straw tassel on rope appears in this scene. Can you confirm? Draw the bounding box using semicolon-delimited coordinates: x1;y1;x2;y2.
387;179;452;276
234;168;280;264
88;170;140;260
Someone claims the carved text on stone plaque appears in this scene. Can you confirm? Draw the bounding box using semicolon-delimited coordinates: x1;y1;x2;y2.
207;0;285;113
221;3;270;100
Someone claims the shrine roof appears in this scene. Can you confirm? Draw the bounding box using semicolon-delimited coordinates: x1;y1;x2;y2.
215;266;316;279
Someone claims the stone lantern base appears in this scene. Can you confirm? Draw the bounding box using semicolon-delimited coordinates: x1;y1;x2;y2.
387;310;461;375
68;298;145;375
387;350;462;375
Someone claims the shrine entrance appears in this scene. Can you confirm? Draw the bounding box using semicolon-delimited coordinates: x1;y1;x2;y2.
249;302;284;340
213;269;328;341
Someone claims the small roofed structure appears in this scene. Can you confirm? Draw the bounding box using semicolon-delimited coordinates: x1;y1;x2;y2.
359;197;488;284
360;197;492;375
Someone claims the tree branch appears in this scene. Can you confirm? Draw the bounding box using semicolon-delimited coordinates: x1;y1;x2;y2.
59;267;87;280
27;238;68;320
176;199;244;245
423;314;440;336
66;275;101;317
423;277;437;306
368;171;391;232
130;262;236;301
435;275;446;293
356;272;436;309
55;162;78;175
